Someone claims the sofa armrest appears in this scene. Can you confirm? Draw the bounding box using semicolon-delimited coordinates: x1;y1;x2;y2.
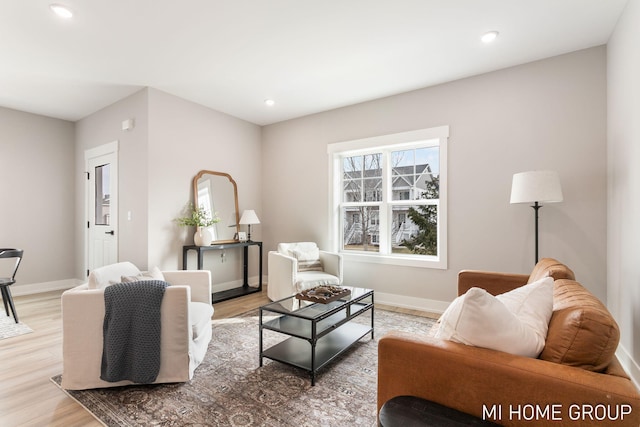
458;270;530;296
267;251;298;301
162;270;211;304
61;285;192;389
319;251;343;283
61;287;107;389
378;332;640;426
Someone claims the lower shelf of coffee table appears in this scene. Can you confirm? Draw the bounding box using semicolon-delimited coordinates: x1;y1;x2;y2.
262;322;372;372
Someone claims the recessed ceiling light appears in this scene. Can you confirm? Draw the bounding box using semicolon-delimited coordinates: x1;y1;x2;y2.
481;31;499;43
264;99;275;107
50;4;73;19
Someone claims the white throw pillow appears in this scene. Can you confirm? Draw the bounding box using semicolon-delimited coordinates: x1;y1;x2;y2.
290;248;323;272
87;262;141;289
120;266;166;283
496;277;554;342
281;243;323;272
434;277;553;358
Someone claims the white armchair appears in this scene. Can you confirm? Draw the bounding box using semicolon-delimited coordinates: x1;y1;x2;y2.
268;242;343;301
61;262;213;390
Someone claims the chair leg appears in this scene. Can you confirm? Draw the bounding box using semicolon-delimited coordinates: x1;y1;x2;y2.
1;286;18;323
1;286;9;317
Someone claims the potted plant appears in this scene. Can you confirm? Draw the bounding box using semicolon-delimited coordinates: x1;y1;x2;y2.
175;204;220;246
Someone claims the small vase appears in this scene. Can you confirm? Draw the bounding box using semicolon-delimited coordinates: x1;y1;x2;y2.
194;227;213;246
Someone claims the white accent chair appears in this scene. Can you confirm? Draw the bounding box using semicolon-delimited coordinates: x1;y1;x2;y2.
268;242;343;301
61;262;213;390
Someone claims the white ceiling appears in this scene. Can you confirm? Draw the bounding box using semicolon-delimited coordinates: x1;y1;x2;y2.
0;0;629;125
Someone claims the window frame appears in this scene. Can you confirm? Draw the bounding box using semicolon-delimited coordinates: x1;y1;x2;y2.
328;126;448;269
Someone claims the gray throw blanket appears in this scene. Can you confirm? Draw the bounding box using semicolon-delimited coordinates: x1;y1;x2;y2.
100;280;169;384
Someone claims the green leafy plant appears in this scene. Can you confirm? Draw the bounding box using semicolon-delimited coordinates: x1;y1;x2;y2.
175;204;220;227
401;176;439;256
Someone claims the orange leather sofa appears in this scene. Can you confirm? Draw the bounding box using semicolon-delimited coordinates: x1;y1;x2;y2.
378;259;640;426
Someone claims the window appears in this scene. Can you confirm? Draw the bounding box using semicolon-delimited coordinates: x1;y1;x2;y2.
94;163;111;226
328;126;448;269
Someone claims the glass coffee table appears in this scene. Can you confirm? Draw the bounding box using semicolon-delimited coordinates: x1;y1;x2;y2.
259;287;374;385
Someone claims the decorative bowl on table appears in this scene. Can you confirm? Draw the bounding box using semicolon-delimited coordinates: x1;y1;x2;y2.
295;286;351;304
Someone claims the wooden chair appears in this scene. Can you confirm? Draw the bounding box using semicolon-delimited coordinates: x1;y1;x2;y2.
0;248;24;323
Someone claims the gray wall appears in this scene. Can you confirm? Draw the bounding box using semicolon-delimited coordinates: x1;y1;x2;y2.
74;89;150;277
146;89;262;280
262;46;607;306
74;88;262;288
607;0;640;385
0;107;75;287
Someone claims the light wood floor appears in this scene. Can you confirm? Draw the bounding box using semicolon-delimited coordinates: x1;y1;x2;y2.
0;288;437;427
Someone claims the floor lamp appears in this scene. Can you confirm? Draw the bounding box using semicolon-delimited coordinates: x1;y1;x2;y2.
510;170;563;264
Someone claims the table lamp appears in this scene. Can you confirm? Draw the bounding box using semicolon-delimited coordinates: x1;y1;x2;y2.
239;210;260;241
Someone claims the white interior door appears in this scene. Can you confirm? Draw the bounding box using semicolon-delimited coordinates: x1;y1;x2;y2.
86;142;118;275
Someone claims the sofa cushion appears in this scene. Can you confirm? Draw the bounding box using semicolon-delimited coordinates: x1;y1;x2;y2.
528;258;575;283
88;262;141;290
434;277;553;358
540;279;620;372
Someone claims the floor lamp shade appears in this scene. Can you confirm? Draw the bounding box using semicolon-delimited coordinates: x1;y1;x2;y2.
510;170;563;204
510;171;563;264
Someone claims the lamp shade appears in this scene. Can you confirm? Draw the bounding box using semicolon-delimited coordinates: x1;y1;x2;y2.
239;209;260;225
510;170;563;204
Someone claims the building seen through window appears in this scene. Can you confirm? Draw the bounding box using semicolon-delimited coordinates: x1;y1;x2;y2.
341;147;439;255
329;126;448;268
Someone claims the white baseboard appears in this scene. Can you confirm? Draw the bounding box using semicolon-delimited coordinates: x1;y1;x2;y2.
374;291;449;315
616;344;640;390
6;279;82;297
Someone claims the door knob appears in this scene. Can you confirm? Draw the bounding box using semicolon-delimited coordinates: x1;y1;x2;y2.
105;230;115;235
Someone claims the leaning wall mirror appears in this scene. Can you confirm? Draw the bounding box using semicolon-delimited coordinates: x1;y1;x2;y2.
193;170;240;243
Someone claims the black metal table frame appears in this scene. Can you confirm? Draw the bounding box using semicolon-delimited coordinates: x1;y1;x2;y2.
259;288;374;385
182;240;262;303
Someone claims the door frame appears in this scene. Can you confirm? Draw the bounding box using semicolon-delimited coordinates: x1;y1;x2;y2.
85;141;119;277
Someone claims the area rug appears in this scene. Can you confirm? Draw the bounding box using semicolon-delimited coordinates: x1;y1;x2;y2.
52;308;436;427
0;314;33;340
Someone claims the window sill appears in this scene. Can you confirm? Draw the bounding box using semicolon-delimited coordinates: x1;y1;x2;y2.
341;252;447;269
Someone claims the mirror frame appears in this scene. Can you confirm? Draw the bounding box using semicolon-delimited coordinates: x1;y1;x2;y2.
193;170;240;244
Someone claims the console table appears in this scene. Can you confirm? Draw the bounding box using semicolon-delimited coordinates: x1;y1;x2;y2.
182;241;263;303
